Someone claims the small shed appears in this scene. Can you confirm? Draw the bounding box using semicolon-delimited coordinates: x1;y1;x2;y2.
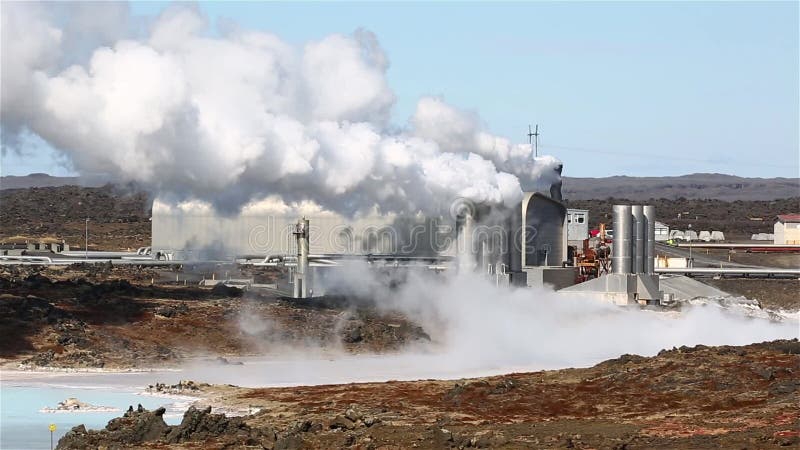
654;221;669;241
566;208;589;245
774;214;800;245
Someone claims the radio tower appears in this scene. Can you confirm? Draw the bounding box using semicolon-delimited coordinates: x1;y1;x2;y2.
527;124;539;157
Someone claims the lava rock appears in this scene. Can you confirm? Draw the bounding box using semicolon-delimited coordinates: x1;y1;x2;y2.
330;415;356;430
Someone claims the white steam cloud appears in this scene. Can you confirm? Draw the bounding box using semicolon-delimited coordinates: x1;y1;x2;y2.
1;3;560;216
173;266;798;387
318;264;799;375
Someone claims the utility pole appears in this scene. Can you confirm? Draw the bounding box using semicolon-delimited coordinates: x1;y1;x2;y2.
85;218;89;260
527;124;540;157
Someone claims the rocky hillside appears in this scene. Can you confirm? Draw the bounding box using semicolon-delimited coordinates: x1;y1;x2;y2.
564;197;800;238
4;172;799;200
1;177;797;249
0;184;151;250
562;173;799;201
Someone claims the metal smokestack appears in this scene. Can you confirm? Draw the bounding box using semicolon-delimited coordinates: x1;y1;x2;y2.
293;217;310;298
631;205;645;274
612;205;632;274
643;205;656;274
458;211;476;273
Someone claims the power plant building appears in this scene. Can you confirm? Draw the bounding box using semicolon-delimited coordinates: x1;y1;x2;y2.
774;214;800;245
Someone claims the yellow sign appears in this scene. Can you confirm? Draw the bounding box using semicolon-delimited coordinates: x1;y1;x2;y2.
49;424;56;432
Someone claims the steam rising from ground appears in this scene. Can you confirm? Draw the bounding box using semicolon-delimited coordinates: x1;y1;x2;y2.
2;3;560;216
197;266;800;387
312;265;798;374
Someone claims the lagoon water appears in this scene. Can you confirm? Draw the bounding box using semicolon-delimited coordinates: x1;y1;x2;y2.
1;377;189;450
0;354;528;449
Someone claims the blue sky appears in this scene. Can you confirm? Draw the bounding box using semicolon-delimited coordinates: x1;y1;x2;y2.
3;1;798;178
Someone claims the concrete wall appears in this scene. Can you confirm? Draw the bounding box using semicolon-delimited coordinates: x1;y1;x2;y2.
521;193;567;267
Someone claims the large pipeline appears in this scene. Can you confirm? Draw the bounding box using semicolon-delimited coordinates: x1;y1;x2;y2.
656;267;800;276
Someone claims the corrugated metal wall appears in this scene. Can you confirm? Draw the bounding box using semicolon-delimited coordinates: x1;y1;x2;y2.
152;209;459;260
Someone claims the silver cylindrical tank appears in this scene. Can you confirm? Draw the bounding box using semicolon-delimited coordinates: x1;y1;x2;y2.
612;205;633;274
631;205;645;274
293;217;310;298
457;211;476;272
643;205;656;274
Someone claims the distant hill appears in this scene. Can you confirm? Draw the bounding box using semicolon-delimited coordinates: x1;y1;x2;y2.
0;173;105;190
562;173;799;201
2;172;798;201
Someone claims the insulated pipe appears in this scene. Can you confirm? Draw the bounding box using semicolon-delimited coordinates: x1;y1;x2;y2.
612;205;633;274
643;205;656;274
631;205;645;274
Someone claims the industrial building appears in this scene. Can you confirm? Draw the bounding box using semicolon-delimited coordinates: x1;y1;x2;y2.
774;214;800;245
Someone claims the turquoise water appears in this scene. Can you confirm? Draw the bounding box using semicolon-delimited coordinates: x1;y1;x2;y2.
1;383;184;450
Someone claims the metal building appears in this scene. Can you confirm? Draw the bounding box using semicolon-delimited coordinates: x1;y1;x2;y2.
654;221;669;242
150;173;571;296
774;214;800;245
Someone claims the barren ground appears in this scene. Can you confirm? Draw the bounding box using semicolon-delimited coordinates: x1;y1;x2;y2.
0;266;429;370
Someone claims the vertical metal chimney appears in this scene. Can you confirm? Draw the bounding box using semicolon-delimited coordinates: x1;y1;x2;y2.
293;217;310;298
458;211;476;273
643;205;656;274
631;205;645;274
612;205;633;274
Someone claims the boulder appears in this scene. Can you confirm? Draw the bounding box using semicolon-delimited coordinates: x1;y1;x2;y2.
330;415;356;430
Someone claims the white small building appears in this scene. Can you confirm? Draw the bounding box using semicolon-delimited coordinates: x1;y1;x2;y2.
566;208;589;245
774;214;800;245
654;221;669;241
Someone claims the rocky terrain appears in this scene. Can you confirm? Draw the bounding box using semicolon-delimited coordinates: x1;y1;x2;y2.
56;339;800;449
562;173;800;201
0;184;150;250
0;266;429;370
564;197;800;238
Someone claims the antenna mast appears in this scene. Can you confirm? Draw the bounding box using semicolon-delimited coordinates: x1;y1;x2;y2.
527;124;540;157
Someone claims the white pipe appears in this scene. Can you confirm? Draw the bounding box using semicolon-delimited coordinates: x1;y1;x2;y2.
657;267;800;275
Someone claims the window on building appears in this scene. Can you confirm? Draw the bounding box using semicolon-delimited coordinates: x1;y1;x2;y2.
578;217;584;223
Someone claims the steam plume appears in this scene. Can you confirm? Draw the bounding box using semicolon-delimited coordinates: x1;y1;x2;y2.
1;3;560;216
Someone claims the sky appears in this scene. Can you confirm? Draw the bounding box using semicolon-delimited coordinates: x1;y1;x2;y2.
2;1;798;179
